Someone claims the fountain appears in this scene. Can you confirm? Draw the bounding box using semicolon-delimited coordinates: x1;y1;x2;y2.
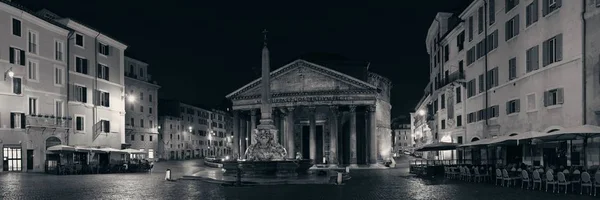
222;29;313;177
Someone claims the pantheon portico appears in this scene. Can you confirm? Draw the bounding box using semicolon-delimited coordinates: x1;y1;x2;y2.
226;55;393;166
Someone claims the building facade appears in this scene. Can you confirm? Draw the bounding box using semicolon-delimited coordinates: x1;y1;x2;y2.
226;51;393;166
0;3;127;172
157;100;231;160
124;56;160;161
418;0;600;163
393;123;412;154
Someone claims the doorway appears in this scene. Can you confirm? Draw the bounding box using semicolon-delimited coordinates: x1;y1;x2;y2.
27;150;33;170
302;125;310;159
3;147;22;171
316;125;323;164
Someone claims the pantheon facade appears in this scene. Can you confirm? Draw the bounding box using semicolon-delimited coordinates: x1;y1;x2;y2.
226;56;392;166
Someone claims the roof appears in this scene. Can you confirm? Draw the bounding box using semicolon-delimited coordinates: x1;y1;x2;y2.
0;1;71;31
292;52;370;82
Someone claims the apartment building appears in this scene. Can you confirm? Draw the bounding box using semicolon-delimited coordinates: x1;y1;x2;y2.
419;0;600;150
393;122;413;154
124;56;160;161
157;100;231;160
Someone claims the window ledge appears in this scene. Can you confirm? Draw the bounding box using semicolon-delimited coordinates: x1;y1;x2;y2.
507;113;518;117
526;109;538;113
546;104;563;110
545;8;560;18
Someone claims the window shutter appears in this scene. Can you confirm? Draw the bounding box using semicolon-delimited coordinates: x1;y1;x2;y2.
542;40;548;67
556;0;562;7
82;88;88;103
105;93;110;107
21;113;26;129
556;34;563;62
494;68;499;86
83;59;88;74
533;46;540;70
516;99;521;112
542;0;548;16
19;50;25;66
543;91;549;107
533;0;539;22
97;64;102;78
557;88;564;104
94;90;100;105
10;113;15;128
514;14;520;35
9;48;14;64
106;67;110;80
506;101;510;114
504;22;510;41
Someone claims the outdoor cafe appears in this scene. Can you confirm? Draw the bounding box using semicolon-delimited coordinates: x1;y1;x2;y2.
45;145;152;175
409;125;600;195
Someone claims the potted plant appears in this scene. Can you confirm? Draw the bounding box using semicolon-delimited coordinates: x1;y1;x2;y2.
67;117;73;120
62;117;68;120
37;114;43;117
30;113;36;116
44;115;49;118
50;115;55;119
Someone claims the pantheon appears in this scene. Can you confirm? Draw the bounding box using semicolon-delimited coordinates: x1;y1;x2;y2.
226;53;393;166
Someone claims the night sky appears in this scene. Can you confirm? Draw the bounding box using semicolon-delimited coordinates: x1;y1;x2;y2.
19;0;472;118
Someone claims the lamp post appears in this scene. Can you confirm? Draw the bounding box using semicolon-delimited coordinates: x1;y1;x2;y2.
3;67;14;81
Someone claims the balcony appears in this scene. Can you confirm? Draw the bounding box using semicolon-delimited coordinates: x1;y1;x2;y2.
26;115;71;129
436;71;465;91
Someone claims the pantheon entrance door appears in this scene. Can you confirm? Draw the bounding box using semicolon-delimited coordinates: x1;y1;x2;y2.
3;147;22;171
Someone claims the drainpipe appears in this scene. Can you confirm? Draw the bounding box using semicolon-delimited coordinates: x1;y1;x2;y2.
433;18;441;143
581;0;587;126
483;0;489;132
66;31;74;145
93;33;100;142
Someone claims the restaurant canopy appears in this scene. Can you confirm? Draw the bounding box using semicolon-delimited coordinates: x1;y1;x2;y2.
533;125;600;141
415;142;459;152
121;148;146;154
47;145;76;152
492;131;545;146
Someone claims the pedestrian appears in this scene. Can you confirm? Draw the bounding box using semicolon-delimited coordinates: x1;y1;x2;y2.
149;161;154;173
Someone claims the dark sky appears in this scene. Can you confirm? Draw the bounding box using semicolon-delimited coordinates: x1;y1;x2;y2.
19;0;471;118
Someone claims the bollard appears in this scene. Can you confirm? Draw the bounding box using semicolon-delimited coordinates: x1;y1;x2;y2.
345;167;350;173
337;172;343;185
165;169;171;181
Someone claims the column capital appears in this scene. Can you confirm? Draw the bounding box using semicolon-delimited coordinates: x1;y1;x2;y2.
307;106;317;114
279;107;288;114
329;105;339;114
286;106;295;113
367;105;376;112
349;105;357;113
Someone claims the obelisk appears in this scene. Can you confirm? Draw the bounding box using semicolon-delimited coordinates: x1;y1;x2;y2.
257;29;275;130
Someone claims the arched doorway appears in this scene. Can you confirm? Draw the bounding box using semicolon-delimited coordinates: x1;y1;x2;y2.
509;133;519;136
45;137;61;149
471;137;480;142
547;129;560;133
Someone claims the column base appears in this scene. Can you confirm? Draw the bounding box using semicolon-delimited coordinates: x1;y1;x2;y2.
348;164;359;168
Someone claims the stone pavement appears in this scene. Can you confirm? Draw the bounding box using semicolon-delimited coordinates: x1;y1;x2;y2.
0;158;597;199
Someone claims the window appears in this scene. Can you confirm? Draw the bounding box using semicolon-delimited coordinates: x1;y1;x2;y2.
526;0;539;26
75;33;84;48
140;92;144;100
10;112;25;129
467;47;476;65
544;88;564;106
75;116;84;131
457;31;465;51
597;0;600;7
101;120;110;133
95;90;110;107
140;106;144;112
150;135;153;142
509;57;517;80
55;40;64;61
444;45;449;62
441;120;446;129
98;43;110;56
468;16;474;41
478;7;484;34
433;100;438;112
139;68;144;77
506;0;519;12
150;120;153;128
12;18;21;36
29;98;37;115
456;87;462;103
456;115;462;127
130;118;135;127
72;85;87;103
489;0;496;24
27;60;38;81
55;100;64;118
149;94;153;102
526;45;540;72
527;93;537;111
476;40;486;59
131;134;135;141
54;66;64;86
441;94;446;109
487;30;499;52
487;105;499;119
506;99;521;114
97;64;109;81
28;30;38;54
13;77;22;95
140;119;144;128
542;0;561;16
505;15;520;41
10;47;25;66
467;112;475;123
542;34;563;67
149;107;153;114
75;57;89;74
487;67;499;89
467;79;476;98
3;146;22;171
479;74;485;93
141;135;145;141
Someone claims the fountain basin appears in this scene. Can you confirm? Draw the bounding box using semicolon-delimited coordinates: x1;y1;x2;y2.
222;159;313;177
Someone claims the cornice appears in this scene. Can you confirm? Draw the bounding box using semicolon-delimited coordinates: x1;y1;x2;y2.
226;59;377;99
125;76;161;88
367;72;392;88
231;89;377;100
61;19;127;50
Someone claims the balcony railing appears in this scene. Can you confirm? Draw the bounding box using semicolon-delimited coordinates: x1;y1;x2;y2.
26;115;71;129
436;71;465;91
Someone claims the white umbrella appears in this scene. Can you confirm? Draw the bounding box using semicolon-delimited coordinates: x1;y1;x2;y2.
98;147;126;153
122;148;145;154
47;145;76;151
492;131;545;146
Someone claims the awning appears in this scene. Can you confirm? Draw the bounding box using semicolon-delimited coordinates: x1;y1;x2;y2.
459;137;498;147
98;147;127;153
415;142;459;152
533;125;600;141
74;146;106;153
47;145;76;152
492;131;545;146
121;148;146;154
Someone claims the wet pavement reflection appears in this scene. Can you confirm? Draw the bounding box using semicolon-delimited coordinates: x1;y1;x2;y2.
0;159;596;200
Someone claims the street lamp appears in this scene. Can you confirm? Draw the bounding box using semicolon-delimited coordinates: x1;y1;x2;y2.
4;67;14;81
126;94;136;103
188;126;192;132
245;137;248;148
418;109;426;116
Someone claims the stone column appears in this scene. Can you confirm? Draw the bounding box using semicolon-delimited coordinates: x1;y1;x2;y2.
349;105;357;166
329;106;339;166
272;109;279;143
286;107;295;159
308;106;317;161
250;109;257;145
279;108;288;149
232;110;240;159
368;105;378;165
240;113;247;158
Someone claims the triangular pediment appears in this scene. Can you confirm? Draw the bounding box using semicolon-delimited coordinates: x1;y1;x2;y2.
226;60;376;99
